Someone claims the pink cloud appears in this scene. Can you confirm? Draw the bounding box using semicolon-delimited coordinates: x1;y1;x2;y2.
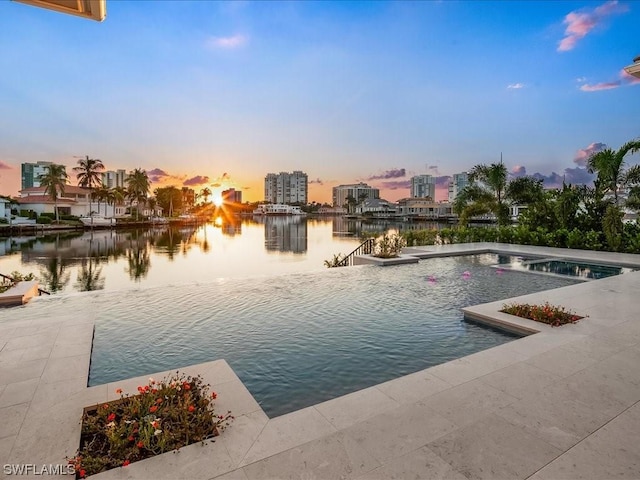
580;68;640;92
0;161;12;170
558;1;628;52
183;175;210;186
574;142;606;166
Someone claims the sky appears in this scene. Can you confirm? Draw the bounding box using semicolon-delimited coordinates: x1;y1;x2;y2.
0;0;639;203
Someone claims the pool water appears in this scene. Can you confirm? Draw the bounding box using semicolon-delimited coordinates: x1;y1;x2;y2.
497;256;635;280
87;253;579;417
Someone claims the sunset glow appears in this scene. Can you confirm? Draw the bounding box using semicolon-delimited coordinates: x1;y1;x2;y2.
0;1;638;203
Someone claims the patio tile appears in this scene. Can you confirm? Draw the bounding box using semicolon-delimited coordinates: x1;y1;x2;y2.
525;345;597;378
418;379;518;427
529;402;640;479
239;407;336;467
19;344;53;362
242;431;380;480
500;333;585;359
0;402;30;439
0;348;24;364
0;378;39;408
356;445;467;480
428;346;527;386
3;333;56;351
375;370;452;404
0;358;47;385
50;341;92;359
14;324;61;339
343;401;458;463
220;410;269;467
55;324;95;346
495;384;612;450
479;362;561;400
427;414;561;480
213;380;262;418
40;354;90;384
91;437;235;480
314;386;399;430
209;469;249;480
558;334;627;362
0;434;16;464
30;377;88;411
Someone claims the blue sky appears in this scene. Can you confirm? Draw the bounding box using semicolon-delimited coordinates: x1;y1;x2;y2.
0;0;638;202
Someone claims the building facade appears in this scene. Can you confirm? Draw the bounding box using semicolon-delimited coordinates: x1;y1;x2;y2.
222;188;242;204
101;169;127;189
397;198;453;218
18;186;124;217
21;162;67;190
448;172;469;203
410;175;435;199
332;183;380;209
264;171;308;204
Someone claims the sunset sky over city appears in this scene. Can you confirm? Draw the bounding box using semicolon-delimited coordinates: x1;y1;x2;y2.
0;0;638;203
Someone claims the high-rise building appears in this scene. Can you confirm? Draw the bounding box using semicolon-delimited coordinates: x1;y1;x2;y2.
101;169;127;189
448;172;469;202
222;188;242;204
264;171;308;204
21;161;67;190
332;183;380;208
410;175;435;199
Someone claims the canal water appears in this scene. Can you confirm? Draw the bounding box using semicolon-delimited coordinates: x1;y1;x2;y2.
0;216;437;295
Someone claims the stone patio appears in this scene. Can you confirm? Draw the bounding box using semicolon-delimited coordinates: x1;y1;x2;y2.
1;243;639;479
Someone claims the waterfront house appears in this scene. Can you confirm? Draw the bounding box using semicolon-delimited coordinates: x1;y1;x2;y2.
18;186;124;218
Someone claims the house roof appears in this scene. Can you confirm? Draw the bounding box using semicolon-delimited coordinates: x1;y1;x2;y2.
20;185;90;195
17;196;77;205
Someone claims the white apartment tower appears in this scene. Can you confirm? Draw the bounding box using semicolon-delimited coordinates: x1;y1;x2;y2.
332;183;380;208
101;169;127;189
410;175;435;199
21;161;67;190
448;172;469;202
264;171;308;204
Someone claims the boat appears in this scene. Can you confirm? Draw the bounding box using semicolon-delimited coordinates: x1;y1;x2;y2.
79;215;116;227
150;216;169;225
253;204;306;215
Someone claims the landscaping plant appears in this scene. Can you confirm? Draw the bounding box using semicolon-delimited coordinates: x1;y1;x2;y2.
501;302;583;327
68;372;233;478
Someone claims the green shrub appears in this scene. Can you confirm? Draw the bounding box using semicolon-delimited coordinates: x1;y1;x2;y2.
36;217;52;224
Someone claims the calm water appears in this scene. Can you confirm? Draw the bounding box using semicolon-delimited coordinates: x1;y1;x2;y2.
0;216;419;294
86;253;579;417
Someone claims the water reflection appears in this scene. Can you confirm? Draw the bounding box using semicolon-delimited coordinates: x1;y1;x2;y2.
0;216;446;294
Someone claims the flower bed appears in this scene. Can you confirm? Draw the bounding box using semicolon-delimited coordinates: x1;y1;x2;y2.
68;372;233;478
501;302;583;327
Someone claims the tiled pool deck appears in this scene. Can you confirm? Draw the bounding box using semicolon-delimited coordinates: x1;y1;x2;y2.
1;243;640;479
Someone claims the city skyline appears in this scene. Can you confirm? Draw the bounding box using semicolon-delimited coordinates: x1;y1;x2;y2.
1;1;639;203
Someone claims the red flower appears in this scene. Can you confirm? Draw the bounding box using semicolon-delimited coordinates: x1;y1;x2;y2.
128;435;135;442
101;404;109;410
122;460;130;467
149;405;158;413
79;469;86;478
107;413;116;422
211;392;217;399
183;382;191;390
156;398;163;404
137;386;144;393
137;441;144;449
115;388;123;395
188;405;195;412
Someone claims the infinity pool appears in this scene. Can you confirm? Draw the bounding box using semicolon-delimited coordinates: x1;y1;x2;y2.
87;254;580;417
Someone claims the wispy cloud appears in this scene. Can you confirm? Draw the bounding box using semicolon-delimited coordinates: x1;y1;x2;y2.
380;180;411;190
574;142;607;166
580;68;640;92
206;34;248;50
0;161;12;170
558;0;628;52
309;178;324;185
507;83;525;90
512;165;595;188
183;175;210;186
367;168;406;180
148;168;185;184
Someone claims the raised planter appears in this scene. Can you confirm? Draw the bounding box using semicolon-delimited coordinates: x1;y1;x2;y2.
353;254;420;266
0;280;40;306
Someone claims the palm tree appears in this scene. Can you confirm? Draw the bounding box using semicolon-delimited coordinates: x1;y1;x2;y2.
92;186;110;216
200;187;212;204
37;164;68;223
125;169;150;220
39;256;70;293
73;155;105;215
587;139;640;205
455;162;509;226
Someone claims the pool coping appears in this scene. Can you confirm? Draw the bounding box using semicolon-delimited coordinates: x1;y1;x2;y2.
2;242;640;479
